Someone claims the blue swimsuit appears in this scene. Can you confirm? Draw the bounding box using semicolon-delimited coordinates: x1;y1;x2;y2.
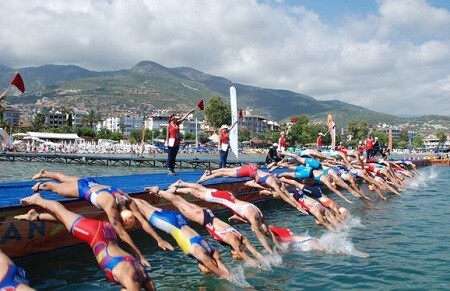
294;166;314;179
149;210;214;257
77;177;128;208
0;264;29;290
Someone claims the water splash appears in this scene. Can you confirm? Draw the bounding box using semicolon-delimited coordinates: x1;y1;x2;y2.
405;167;438;189
337;214;365;231
318;228;369;258
228;265;253;288
256;258;273;271
262;248;283;266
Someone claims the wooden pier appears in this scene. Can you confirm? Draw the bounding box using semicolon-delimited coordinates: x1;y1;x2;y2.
0;151;264;169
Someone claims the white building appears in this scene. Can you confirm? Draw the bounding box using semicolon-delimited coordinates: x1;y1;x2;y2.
101;115;144;137
238;109;280;133
143;113;204;136
423;135;450;150
45;110;66;127
72;109;88;127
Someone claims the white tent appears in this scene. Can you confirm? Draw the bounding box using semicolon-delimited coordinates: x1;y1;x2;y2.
27;132;80;140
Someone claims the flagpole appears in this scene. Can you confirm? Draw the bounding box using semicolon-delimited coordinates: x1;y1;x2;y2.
140;118;146;156
0;85;11;102
195;117;198;149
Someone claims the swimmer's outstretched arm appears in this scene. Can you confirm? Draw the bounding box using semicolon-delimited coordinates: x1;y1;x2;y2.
130;200;174;251
244;180;267;190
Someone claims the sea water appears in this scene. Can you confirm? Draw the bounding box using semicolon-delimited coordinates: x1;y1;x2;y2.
3;160;450;290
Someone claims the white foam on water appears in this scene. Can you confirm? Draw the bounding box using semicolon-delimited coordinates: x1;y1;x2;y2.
337;214;365;231
317;227;369;258
228;265;253;288
263;248;283;266
241;257;272;272
291;238;317;252
256;257;273;271
404;167;438;189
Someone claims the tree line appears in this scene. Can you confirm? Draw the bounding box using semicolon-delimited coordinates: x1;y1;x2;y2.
1;95;447;149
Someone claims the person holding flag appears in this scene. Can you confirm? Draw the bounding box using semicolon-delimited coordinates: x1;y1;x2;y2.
218;124;230;168
218;108;241;168
165;100;204;175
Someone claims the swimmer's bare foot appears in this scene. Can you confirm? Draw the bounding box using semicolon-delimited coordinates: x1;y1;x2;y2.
20;193;42;206
145;186;160;195
31;182;42;193
14;209;40;221
169;180;182;189
32;169;46;180
197;170;211;183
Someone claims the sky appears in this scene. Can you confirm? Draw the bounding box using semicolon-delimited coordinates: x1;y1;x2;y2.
1;0;449;117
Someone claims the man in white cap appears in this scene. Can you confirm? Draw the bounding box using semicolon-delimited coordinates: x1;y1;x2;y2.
218;124;230;168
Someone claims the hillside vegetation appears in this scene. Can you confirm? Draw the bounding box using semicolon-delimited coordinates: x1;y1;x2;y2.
1;61;448;128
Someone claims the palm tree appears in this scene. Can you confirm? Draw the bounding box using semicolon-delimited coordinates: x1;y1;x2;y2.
82;109;102;129
60;106;74;128
31;113;45;132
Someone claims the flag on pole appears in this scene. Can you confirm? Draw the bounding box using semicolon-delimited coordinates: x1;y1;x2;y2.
197;99;204;111
140;122;146;154
10;73;25;93
388;128;393;152
3;126;7;149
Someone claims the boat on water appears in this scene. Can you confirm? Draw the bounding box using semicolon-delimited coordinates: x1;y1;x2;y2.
0;170;267;259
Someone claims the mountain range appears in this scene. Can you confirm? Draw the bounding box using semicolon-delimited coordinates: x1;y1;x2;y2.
1;61;449;128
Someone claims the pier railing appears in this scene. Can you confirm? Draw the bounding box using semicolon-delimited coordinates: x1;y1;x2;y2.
0;152;264;169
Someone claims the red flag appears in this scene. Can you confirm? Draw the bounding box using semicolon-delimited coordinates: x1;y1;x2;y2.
197;99;204;111
10;73;25;93
239;108;243;118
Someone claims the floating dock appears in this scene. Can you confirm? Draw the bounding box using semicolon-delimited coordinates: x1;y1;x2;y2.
0;170;266;259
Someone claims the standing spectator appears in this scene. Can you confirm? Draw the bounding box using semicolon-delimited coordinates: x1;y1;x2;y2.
316;132;324;151
278;131;288;153
373;137;381;156
218;124;230;168
365;136;374;159
165;109;195;175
